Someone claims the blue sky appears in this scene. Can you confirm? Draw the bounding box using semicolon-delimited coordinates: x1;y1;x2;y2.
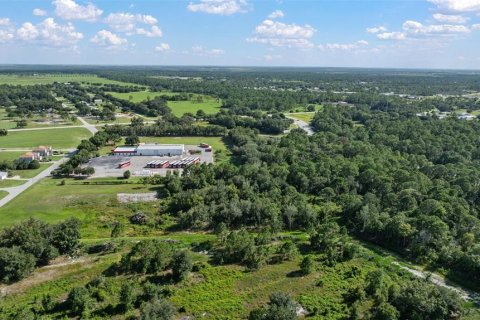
0;0;480;68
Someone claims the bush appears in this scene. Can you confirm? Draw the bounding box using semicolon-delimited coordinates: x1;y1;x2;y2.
123;170;131;179
140;297;176;320
171;250;193;282
66;286;93;317
300;255;315;275
0;247;35;283
28;160;40;169
120;240;174;274
130;212;149;225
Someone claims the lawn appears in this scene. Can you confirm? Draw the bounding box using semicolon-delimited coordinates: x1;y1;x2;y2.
0;151;24;162
84;115;134;125
0;108;80;130
0;179;26;188
0;74;136;86
0;127;92;149
10;163;51;179
168;99;221;117
0;190;7;200
288;112;315;123
0;177;158;238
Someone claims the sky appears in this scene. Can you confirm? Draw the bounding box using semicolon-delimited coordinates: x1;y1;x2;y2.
0;0;480;69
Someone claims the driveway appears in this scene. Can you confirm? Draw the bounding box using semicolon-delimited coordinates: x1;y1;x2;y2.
286;115;314;136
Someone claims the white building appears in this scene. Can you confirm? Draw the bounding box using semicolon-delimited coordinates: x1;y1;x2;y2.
136;144;184;156
0;172;7;180
112;144;185;157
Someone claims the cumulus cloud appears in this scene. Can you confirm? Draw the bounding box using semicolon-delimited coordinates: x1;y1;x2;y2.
53;0;103;21
318;40;369;52
33;8;47;16
263;54;282;61
403;20;470;35
0;18;14;42
433;13;469;23
155;42;171;52
472;24;480;29
104;13;162;37
90;29;127;49
366;26;387;34
428;0;480;13
16;18;83;47
187;0;248;15
268;10;284;19
247;19;316;49
191;45;225;56
376;32;407;40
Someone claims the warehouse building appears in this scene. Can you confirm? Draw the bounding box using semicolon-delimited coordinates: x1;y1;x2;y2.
112;143;184;157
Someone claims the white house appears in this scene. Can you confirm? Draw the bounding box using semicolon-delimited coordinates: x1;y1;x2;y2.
0;172;8;180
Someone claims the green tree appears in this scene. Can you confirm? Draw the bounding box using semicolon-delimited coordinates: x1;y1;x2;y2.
300;255;315;275
111;221;125;238
0;247;35;283
120;282;135;311
171;250;193;282
67;287;92;317
140;297;176;320
123;170;131;179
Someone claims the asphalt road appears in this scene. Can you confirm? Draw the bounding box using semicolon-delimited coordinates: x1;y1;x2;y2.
77;116;98;134
286;115;314;136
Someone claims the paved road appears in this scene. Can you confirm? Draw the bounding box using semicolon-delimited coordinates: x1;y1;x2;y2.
77;116;98;135
0;158;68;208
286;115;315;136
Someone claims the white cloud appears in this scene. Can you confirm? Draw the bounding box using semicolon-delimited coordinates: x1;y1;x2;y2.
91;30;127;48
403;20;470;36
53;0;103;22
376;32;407;40
473;24;480;29
33;9;47;16
433;13;469;23
428;0;480;13
191;45;225;56
247;19;316;49
0;18;14;42
16;18;83;47
187;0;248;15
366;26;387;34
155;42;171;52
264;54;282;61
318;40;369;51
104;13;162;37
268;10;284;19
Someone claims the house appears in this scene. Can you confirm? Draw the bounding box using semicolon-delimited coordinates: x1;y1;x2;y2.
0;172;7;180
94;99;103;105
33;146;53;159
18;152;36;163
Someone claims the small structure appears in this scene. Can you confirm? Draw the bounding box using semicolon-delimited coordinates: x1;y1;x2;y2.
17;146;53;164
18;152;36;163
0;172;7;180
94;99;103;105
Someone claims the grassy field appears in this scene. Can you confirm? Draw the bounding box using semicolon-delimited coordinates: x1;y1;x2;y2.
0;127;92;148
108;90;175;103
85;115;134;125
0;177;160;238
0;151;24;162
288;112;316;122
0;190;7;200
0;179;26;188
168;99;221;117
10;163;51;179
0;74;135;86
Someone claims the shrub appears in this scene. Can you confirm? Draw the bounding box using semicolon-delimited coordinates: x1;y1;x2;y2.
130;212;149;225
0;247;35;283
140;297;176;320
171;250;193;282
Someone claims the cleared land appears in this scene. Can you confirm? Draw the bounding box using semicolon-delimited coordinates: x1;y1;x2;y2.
108;90;174;102
288;112;315;122
0;74;136;86
0;127;92;149
0;177;159;238
0;179;26;188
168;99;221;117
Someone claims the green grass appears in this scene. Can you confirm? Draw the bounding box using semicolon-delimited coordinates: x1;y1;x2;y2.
0;74;136;86
288;112;315;122
168;99;221;117
10;163;51;179
0;177;158;238
0;179;26;188
0;127;92;149
0;190;7;200
84;115;134;125
0;151;24;162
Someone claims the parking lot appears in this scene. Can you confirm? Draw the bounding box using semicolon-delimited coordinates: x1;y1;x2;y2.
86;145;213;178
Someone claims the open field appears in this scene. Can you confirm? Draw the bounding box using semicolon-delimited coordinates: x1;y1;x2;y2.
84;115;134;125
0;127;92;148
288;112;315;123
0;151;24;162
0;191;7;200
0;74;136;86
168;99;221;117
0;177;159;238
0;179;26;188
10;163;51;179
